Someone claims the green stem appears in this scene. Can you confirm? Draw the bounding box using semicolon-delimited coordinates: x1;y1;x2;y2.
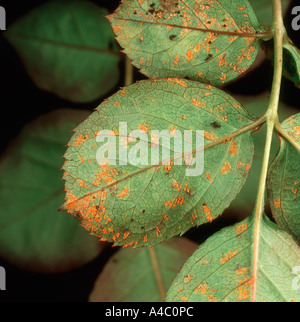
251;0;284;302
148;247;165;302
124;56;134;86
275;122;300;154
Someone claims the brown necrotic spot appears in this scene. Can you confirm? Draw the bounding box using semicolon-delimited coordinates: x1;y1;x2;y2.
205;54;213;62
169;34;177;40
211;121;221;129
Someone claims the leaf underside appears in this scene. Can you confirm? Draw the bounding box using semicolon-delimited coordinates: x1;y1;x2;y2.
108;0;266;86
4;0;120;103
62;78;255;247
166;215;300;302
267;114;300;244
89;237;198;302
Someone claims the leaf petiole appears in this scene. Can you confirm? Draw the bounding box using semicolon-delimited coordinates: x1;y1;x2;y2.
274;121;300;154
251;0;284;302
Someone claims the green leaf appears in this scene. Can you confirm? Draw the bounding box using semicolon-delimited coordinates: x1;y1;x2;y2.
89;237;198;302
282;43;300;89
250;0;291;26
108;0;266;86
166;215;300;302
230;94;299;215
4;0;120;103
267;114;300;243
263;40;300;89
0;110;105;273
61;78;255;247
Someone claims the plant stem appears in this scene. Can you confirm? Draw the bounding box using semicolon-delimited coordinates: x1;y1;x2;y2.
275;122;300;154
124;56;134;86
148;247;165;302
251;0;284;302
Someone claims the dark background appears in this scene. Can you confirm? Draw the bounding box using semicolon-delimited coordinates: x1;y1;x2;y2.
0;0;299;302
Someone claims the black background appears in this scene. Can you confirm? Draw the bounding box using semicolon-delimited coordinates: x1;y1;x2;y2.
0;0;299;302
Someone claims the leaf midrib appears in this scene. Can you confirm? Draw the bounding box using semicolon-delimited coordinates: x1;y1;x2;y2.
6;32;121;57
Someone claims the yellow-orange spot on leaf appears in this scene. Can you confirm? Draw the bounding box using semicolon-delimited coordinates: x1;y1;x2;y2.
195;284;209;294
118;188;128;199
206;172;213;182
194;44;201;52
164;162;173;172
208;295;217;302
167;78;188;87
236;224;248;236
221;162;231;174
139;123;150;133
218;54;227;67
75;135;89;146
203;204;214;223
229;142;238;156
185;275;191;283
156;226;161;237
236;267;248;276
172;181;181;191
205;131;215;141
78;180;87;188
186;50;193;61
123;231;130;240
191;98;206;108
220;250;238;264
237;287;250;300
274;198;281;208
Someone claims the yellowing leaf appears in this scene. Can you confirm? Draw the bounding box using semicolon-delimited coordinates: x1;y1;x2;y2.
166;215;300;302
89;237;198;302
108;0;267;86
61;78;256;247
267;114;300;243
